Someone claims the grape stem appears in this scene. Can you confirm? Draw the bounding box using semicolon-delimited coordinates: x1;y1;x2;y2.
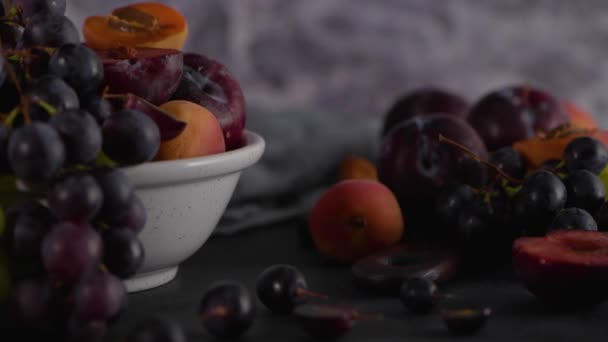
0;49;31;125
438;134;523;185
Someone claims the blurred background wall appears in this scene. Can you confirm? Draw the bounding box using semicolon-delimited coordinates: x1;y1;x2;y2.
69;0;608;123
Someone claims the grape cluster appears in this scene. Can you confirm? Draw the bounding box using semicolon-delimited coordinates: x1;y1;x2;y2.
0;1;160;340
436;135;608;264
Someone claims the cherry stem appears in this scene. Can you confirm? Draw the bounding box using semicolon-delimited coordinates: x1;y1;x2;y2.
296;287;329;300
438;134;523;185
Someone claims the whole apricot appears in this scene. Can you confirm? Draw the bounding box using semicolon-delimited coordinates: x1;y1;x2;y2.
309;180;404;262
338;156;378;181
154;100;225;161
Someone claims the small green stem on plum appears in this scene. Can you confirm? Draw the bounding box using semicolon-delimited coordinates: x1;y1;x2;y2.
438;134;523;185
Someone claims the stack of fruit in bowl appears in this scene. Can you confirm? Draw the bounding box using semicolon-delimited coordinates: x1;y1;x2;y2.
0;0;263;340
304;84;608;318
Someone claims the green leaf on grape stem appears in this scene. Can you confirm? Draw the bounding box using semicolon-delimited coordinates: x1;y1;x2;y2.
3;106;20;127
95;152;118;167
36;100;57;115
504;183;522;198
599;165;608;196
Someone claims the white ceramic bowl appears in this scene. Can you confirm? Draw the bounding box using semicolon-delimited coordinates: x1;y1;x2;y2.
120;130;265;292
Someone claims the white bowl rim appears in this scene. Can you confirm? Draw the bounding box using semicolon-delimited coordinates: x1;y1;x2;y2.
122;130;265;186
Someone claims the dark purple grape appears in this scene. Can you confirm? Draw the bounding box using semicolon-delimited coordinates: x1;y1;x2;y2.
26;76;80;119
91;167;134;219
549;208;598;232
127;315;186;342
82;96;112;125
294;304;355;340
514;171;567;236
400;277;438;314
50;109;102;165
47;173;103;222
563;137;608;174
23;14;78;47
7;122;65;182
435;184;475;225
122;93;186;141
102;109;161;165
565;170;606;214
11;214;52;260
108;194;147;234
382;87;469;136
72;272;126;321
489;147;526;180
256;264;310;314
41;222;102;284
49;43;103;97
0;20;24;50
468;86;569;150
10;279;51;327
0;61;23;113
456;200;492;246
199;281;256;339
102;229;144;278
13;0;66;17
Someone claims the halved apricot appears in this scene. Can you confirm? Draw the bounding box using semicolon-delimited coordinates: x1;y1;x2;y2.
514;129;608;168
83;2;188;50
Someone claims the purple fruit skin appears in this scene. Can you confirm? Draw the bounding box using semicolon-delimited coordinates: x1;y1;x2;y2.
101;49;184;105
181;53;247;151
124;94;186;141
468;86;569;151
378;114;487;227
383;88;469;136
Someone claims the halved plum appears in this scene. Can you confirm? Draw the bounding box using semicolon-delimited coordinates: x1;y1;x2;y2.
171;53;246;151
513;230;608;307
97;46;183;105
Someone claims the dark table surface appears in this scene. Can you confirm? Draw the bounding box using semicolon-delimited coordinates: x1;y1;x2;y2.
107;221;608;342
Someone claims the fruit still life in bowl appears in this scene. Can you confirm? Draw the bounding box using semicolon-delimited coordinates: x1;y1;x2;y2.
0;1;264;339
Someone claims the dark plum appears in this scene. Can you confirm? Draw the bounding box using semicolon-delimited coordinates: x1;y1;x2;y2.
8;122;65;182
378;114;487;238
489;146;526;180
50;109;102;165
400;277;438;314
549;208;597;232
119;93;187;141
513;171;567;236
565;170;606;214
351;244;460;295
46;173;103;222
442;308;491;336
382;87;469;136
23;14;79;47
13;0;66;17
563;136;608;174
468;86;569;150
198;281;255;339
49;43;104;97
102;109;161;165
176;53;247;150
97;47;183;105
102;229;144;278
256;264;324;314
127;315;186;342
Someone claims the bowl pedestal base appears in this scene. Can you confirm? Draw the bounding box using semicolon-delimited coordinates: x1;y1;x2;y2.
124;266;179;293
